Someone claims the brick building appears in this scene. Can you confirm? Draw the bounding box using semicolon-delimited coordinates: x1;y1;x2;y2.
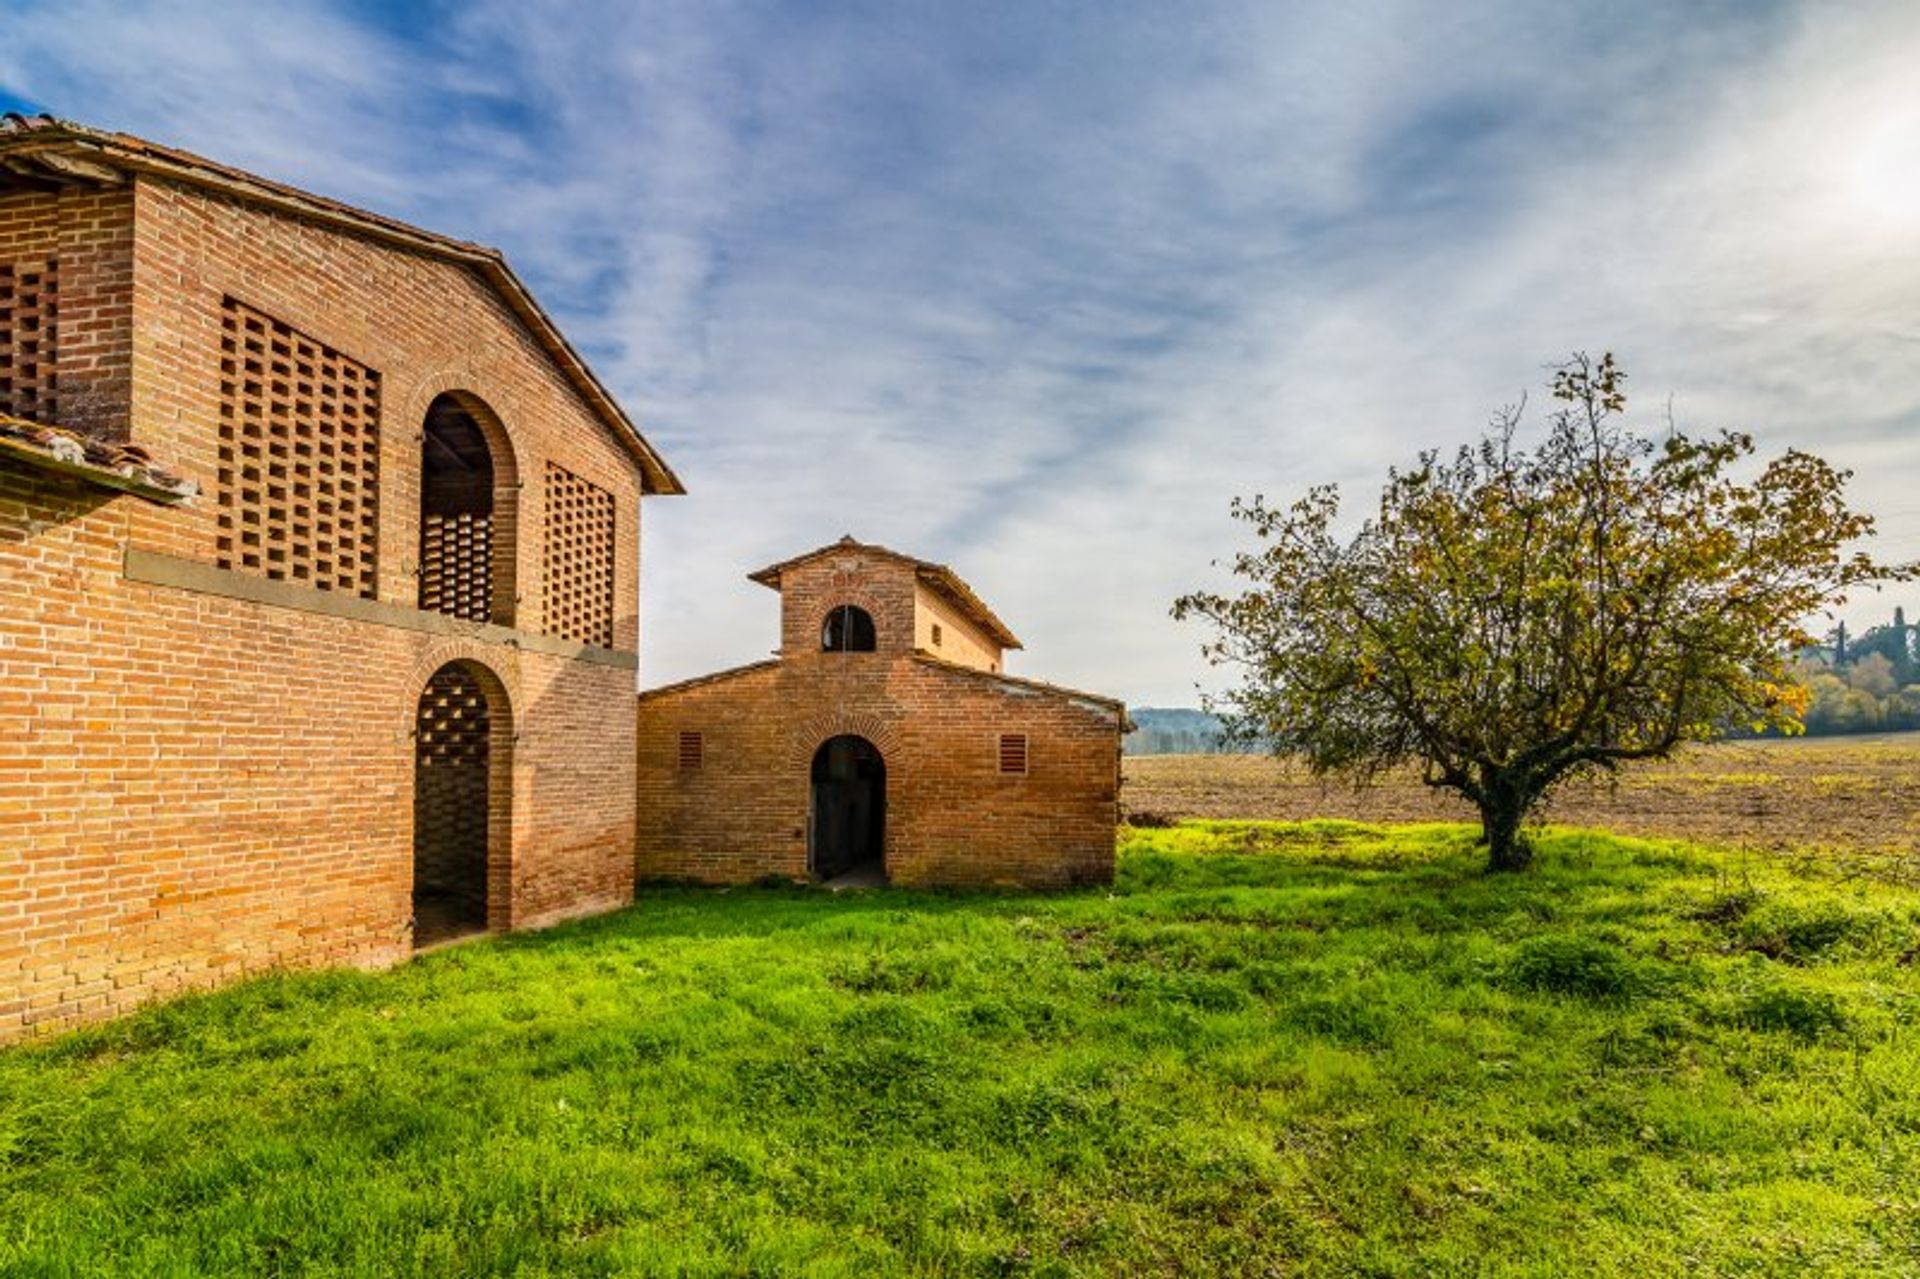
0;115;681;1040
1;117;1123;1043
635;537;1125;889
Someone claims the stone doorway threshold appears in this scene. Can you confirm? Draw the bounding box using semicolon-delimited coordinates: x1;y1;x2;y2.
819;861;888;891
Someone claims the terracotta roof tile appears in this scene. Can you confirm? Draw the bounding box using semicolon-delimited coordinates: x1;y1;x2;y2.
0;412;198;503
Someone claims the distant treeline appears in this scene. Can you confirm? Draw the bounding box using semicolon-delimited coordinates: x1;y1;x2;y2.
1785;608;1920;736
1124;707;1256;756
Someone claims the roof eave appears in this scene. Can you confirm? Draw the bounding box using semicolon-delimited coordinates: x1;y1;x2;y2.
0;118;685;496
915;565;1022;651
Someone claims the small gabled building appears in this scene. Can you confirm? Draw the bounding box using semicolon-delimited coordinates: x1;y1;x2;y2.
0;115;680;1040
635;537;1125;889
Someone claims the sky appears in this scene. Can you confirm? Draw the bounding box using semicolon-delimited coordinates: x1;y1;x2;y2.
4;0;1918;705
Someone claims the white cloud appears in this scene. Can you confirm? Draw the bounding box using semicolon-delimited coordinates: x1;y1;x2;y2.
4;0;1916;702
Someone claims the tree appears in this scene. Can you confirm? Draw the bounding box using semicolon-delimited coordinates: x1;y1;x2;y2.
1847;651;1897;698
1173;353;1912;871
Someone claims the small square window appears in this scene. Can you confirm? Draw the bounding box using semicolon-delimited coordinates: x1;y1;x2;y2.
998;733;1028;775
678;731;703;771
931;623;943;647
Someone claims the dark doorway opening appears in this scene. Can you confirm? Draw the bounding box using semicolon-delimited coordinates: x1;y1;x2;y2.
811;735;886;884
419;394;499;624
413;662;493;945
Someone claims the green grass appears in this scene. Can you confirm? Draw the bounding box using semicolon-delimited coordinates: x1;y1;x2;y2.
4;822;1920;1277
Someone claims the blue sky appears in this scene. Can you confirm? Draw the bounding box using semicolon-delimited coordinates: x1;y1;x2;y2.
5;0;1919;703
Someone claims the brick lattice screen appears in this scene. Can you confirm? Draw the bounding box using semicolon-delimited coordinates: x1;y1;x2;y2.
542;461;616;647
413;664;490;922
0;259;58;422
420;510;493;622
216;299;381;595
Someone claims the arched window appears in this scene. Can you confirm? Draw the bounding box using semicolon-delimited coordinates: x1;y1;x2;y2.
419;393;514;626
822;604;876;652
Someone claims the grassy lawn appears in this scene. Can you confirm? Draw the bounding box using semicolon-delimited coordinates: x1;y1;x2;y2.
4;823;1919;1277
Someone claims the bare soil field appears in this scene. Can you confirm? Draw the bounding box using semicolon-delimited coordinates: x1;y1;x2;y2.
1125;733;1920;861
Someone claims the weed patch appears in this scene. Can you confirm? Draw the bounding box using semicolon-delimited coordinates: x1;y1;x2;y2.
1727;981;1851;1040
1504;935;1648;1001
1729;899;1909;964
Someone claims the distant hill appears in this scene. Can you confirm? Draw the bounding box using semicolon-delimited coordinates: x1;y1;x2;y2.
1124;707;1254;756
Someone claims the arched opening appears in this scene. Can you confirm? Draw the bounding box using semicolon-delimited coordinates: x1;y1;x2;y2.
822;604;876;652
810;735;886;884
412;661;508;945
419;393;514;625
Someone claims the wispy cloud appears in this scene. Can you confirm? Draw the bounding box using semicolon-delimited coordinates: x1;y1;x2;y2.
4;0;1917;702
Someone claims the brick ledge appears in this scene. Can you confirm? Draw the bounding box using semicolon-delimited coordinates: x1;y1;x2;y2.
123;548;638;669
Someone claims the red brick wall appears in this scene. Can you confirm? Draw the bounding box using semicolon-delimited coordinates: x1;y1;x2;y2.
635;649;1122;890
0;175;651;1041
776;551;917;657
123;179;642;647
0;186;134;437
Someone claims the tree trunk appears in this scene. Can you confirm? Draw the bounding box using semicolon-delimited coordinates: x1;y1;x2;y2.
1479;784;1533;872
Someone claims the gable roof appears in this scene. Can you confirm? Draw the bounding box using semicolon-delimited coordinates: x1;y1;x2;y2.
0;113;683;495
748;535;1023;650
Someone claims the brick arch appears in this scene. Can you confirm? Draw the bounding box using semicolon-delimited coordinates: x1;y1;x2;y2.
409;653;516;941
406;373;523;628
399;370;523;487
402;641;521;737
790;712;904;772
813;584;887;651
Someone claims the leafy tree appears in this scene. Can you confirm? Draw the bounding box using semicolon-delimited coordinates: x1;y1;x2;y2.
1845;622;1915;686
1847;651;1897;698
1174;353;1913;870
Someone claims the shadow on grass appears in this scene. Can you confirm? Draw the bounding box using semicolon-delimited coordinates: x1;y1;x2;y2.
8;822;1799;1069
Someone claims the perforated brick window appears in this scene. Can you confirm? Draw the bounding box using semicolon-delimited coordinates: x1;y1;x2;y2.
420;511;491;621
216;299;381;595
543;461;616;647
998;733;1029;775
0;259;58;422
419;395;498;624
678;731;703;771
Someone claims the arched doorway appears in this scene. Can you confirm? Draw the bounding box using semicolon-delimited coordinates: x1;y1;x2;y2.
811;735;886;883
412;661;507;945
418;393;513;625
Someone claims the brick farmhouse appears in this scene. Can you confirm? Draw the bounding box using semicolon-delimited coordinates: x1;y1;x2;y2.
0;116;1123;1042
637;537;1124;889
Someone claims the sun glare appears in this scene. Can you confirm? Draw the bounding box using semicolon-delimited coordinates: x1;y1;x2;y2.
1843;106;1920;227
